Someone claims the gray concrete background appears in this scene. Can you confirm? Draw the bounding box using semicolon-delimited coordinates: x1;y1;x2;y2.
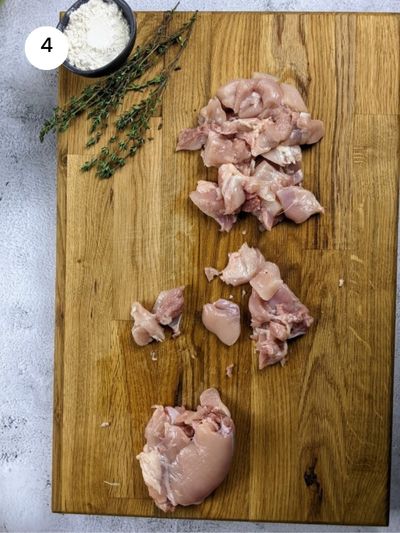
0;0;399;531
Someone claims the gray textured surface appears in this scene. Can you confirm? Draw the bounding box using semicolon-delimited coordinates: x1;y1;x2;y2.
0;0;399;531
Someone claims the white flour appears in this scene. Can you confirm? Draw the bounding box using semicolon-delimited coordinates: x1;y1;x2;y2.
64;0;130;70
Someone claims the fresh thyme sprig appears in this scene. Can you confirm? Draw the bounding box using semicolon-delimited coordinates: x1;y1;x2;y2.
39;8;175;142
81;13;196;179
39;7;197;174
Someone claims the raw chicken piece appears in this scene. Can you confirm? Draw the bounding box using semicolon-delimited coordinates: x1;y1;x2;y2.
249;283;313;336
249;282;313;369
204;267;220;282
263;145;302;167
216;79;242;109
216;118;260;135
201;131;251;167
137;389;235;512
240;160;288;231
262;145;304;186
244;119;292;157
217;164;246;214
176;125;209;151
250;73;307;113
226;364;234;378
252;327;289;368
220;243;266;286
241;193;261;214
153;287;185;337
256;199;284;231
249;262;283;300
233;77;284;118
202;299;241;346
199;387;231;416
217;75;285;118
236;158;256;176
281;83;308;112
131;302;165;346
244;163;293;198
131;288;185;345
189;180;236;232
198;97;227;125
283;112;324;146
253;158;281;175
233;79;265;118
277;186;324;224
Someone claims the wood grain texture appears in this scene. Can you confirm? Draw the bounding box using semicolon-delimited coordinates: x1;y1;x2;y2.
53;12;400;524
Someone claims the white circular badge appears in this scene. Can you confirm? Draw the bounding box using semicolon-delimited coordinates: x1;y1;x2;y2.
25;26;69;70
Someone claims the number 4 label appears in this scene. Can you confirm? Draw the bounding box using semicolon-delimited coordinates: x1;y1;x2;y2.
41;37;53;53
25;27;69;70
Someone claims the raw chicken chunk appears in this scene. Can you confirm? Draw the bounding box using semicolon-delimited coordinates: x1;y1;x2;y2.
189;180;236;231
220;243;266;286
201;131;251;167
249;262;283;300
202;299;241;346
204;266;220;282
153;286;185;337
283;112;324;146
263;144;302;167
131;302;165;346
198;97;227;125
131;287;185;346
137;389;235;512
249;283;313;368
281;82;308;112
176;125;209;151
217;164;246;214
277;186;324;224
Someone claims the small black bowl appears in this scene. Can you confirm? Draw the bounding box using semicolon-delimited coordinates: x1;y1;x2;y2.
57;0;137;78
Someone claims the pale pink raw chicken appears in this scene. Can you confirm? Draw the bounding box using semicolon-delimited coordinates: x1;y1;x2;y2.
226;364;234;378
201;131;251;168
263;144;302;167
178;73;324;233
220;243;266;286
189;180;236;232
198;97;227;125
217;164;246;214
249;283;313;368
153;286;185;337
131;287;185;346
202;299;241;346
277;186;324;224
176;125;209;151
136;389;235;512
249;263;283;300
204;266;220;282
283;112;324;146
131;302;165;346
281;82;308;112
216;244;313;369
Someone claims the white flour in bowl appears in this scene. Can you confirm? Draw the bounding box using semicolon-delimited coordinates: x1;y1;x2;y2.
64;0;130;70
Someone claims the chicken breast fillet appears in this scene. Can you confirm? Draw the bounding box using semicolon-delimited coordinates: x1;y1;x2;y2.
202;299;241;346
137;389;235;512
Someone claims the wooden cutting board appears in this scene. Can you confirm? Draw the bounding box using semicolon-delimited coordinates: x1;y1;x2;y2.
52;12;400;525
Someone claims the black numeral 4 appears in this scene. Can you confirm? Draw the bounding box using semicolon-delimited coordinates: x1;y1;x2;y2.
41;37;53;52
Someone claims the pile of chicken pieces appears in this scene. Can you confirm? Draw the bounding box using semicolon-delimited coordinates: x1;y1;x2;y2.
135;74;323;513
177;73;324;232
